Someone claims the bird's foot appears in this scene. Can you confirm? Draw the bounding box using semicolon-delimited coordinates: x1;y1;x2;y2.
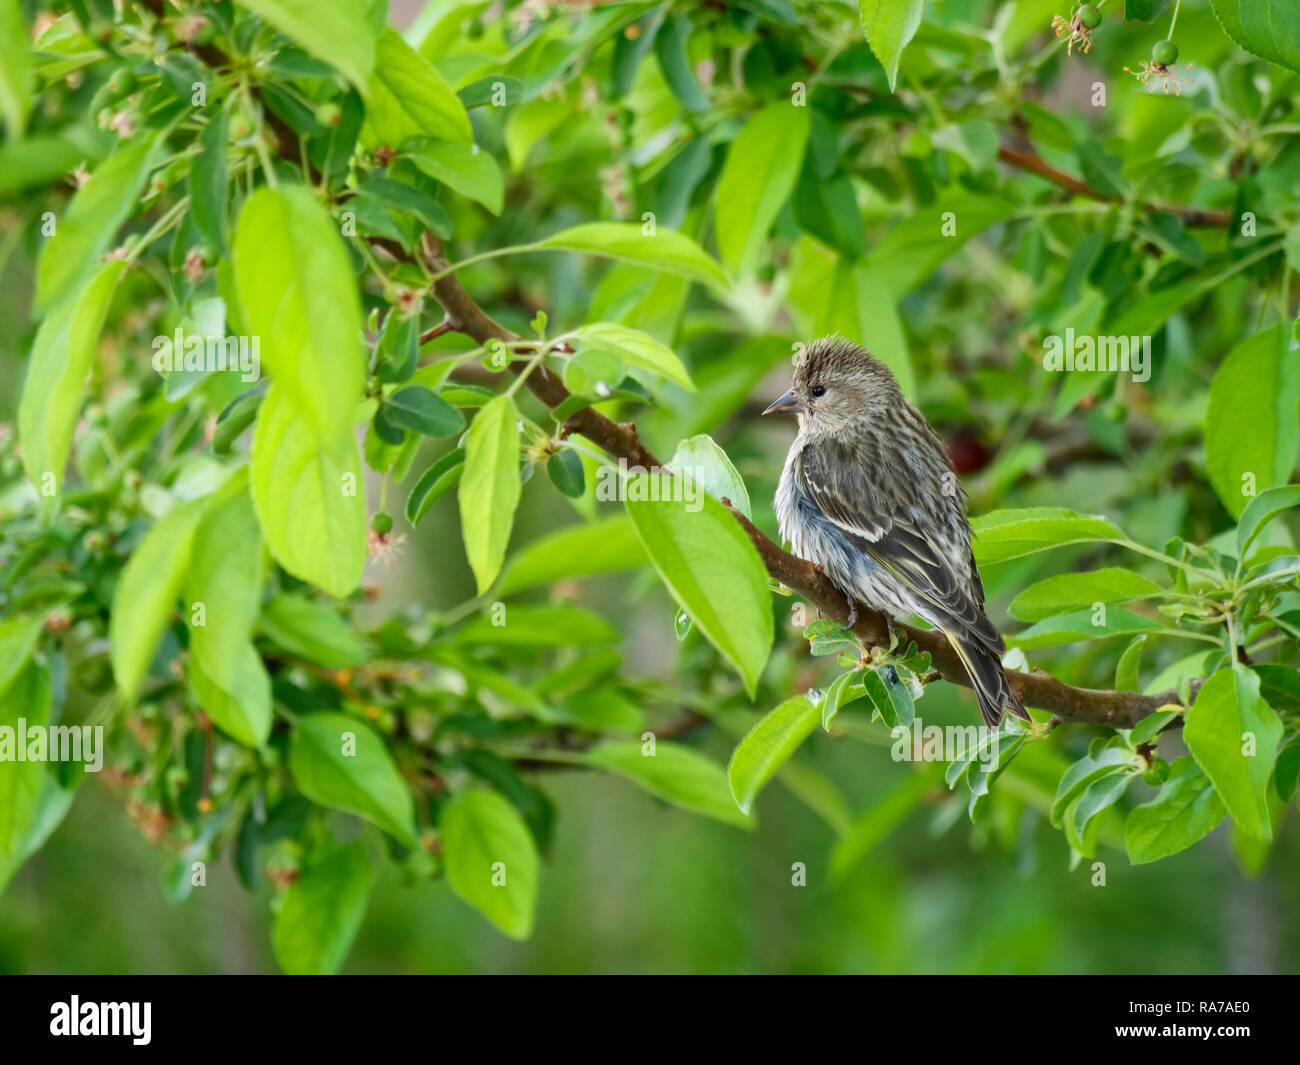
845;596;858;629
883;613;900;653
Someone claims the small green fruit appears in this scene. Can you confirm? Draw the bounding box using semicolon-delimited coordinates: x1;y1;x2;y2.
107;68;137;98
228;113;254;140
315;102;342;127
1152;40;1179;66
1077;4;1101;29
371;512;394;535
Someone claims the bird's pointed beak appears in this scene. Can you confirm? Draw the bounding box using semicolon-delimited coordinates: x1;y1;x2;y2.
762;390;800;416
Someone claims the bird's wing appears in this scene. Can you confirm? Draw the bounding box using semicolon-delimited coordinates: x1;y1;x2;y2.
799;436;1002;653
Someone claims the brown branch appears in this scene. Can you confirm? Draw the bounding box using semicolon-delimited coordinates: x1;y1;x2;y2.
997;144;1233;229
418;236;1185;729
135;0;1189;730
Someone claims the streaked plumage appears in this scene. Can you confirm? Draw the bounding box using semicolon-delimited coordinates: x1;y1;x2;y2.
765;337;1026;727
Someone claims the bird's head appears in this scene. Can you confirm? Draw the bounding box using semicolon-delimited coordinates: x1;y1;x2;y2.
762;336;902;436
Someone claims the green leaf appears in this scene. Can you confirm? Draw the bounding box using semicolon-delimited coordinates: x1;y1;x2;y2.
570;322;694;391
1125;756;1227;864
288;712;417;848
361;27;471;149
1051;746;1139;828
189;643;272;751
857;0;924;91
109;499;204;702
667;434;751;518
861;665;914;728
18;262;122;497
1210;0;1300;75
0;663;51;858
449;604;618;648
625;472;774;697
970;507;1126;565
250;384;367;599
406;447;465;526
1115;634;1147;693
1184;668;1282;841
1009;607;1161;650
0;0;33;138
1008;567;1162;622
498;515;646;595
654;12;709;111
727;695;819;814
440;789;539;939
408;141;504;215
459;395;522;593
0;616;42;699
1205;325;1300;518
355;176;452;239
539;223;729;291
272;840;372;974
547;449;585;498
382;386;464;437
585;740;753;829
259;594;367;670
233;185;365;442
190;104;229;256
35;134;156;311
237;0;375;92
185;473;270;747
1236;484;1300;557
714;103;810;275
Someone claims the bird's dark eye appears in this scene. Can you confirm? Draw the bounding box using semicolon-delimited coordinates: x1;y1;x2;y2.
810;385;826;397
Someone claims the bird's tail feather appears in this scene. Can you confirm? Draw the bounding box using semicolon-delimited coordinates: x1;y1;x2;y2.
946;633;1028;728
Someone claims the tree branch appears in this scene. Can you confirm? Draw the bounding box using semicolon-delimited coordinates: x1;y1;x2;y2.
997;144;1233;229
145;0;1188;729
418;236;1185;729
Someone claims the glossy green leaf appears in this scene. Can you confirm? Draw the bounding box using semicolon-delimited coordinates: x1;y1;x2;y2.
109;499;204;702
35;135;156;311
233;185;365;441
259;594;367;670
1184;668;1282;841
1205;325;1299;518
408;141;504;215
857;0;924;91
1008;568;1162;622
440;789;539;939
1126;757;1227;864
970;507;1126;565
570;322;694;391
288;712;417;848
250;384;367;598
0;0;33;138
18;262;122;496
727;695;819;814
361;28;471;149
715;103;810;275
625;472;773;697
272;841;372;974
585;740;753;829
459;395;521;593
539;223;729;291
238;0;375;92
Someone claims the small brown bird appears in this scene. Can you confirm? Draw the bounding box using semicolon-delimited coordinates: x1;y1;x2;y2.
764;337;1027;727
